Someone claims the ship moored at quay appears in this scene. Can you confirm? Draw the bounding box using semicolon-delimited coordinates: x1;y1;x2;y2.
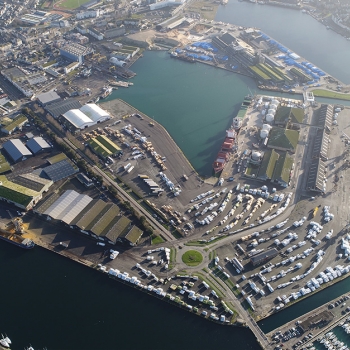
0;217;34;250
212;96;252;174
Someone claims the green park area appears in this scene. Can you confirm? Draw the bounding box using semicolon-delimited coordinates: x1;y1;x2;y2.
182;250;203;267
312;89;350;101
58;0;93;9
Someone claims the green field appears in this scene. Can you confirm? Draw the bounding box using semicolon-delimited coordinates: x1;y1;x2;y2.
58;0;94;9
312;89;350;101
182;250;203;267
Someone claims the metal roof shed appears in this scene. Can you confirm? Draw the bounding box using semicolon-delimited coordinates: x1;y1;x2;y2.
2;139;32;162
43;190;93;224
26;137;51;154
42;160;78;182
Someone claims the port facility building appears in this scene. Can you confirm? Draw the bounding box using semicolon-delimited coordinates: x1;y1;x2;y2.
0;153;11;174
11;173;53;194
35;190;143;245
251;248;278;266
0;175;42;210
87;135;121;159
42;159;78;182
1;114;28;135
26;137;51;154
2;139;32;163
60;42;94;64
61;103;110;130
36;91;61;107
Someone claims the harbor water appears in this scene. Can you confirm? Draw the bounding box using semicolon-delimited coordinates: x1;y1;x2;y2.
105;51;303;176
3;4;350;349
216;1;350;84
0;242;260;350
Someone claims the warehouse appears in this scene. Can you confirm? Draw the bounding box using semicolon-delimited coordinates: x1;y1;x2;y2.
45;99;82;119
2;139;32;163
26;137;51;154
0;175;42;210
79;104;110;123
43;190;93;224
267;127;299;153
118;225;143;246
36;91;61;107
60;42;94;64
251;248;278;266
76;173;93;187
11;173;53;194
61;103;110;130
1;114;28;135
87;135;122;159
306;158;326;193
42;159;78;182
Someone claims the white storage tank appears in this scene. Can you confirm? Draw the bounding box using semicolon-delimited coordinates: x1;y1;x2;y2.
271;99;280;105
266;114;274;123
270;103;279;110
268;108;276;115
262;124;272;131
260;129;269;139
252;151;262;161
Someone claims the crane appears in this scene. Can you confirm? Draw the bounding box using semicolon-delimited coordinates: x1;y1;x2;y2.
6;210;24;233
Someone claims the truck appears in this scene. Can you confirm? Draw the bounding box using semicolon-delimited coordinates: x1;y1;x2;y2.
127;165;134;173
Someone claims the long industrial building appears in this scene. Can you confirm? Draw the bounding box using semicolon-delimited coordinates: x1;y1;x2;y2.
35;190;143;245
61;103;110;130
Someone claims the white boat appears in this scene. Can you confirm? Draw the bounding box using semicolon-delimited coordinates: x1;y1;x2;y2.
0;335;10;348
3;335;11;345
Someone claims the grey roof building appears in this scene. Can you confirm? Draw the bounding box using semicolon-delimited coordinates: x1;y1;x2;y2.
45;99;82;119
251;248;278;266
2;139;32;162
42;159;78;182
36;91;61;106
26;137;51;154
43;189;93;224
11;173;53;193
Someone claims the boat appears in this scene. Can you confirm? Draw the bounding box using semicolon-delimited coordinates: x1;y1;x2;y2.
0;217;35;249
101;86;113;99
212;129;237;173
232;96;253;131
0;335;10;349
109;80;130;88
170;52;196;63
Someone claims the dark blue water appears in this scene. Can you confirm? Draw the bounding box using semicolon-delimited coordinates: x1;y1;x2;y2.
0;242;260;350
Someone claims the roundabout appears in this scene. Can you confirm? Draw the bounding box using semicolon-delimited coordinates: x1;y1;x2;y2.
181;250;203;267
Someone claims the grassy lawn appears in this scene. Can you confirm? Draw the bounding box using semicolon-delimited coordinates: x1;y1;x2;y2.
58;0;92;9
312;89;350;101
151;234;165;245
182;250;203;266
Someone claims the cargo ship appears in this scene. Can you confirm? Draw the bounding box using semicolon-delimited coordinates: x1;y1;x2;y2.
232;96;253;131
101;86;113;99
212;129;237;173
0;217;35;249
170;52;196;63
